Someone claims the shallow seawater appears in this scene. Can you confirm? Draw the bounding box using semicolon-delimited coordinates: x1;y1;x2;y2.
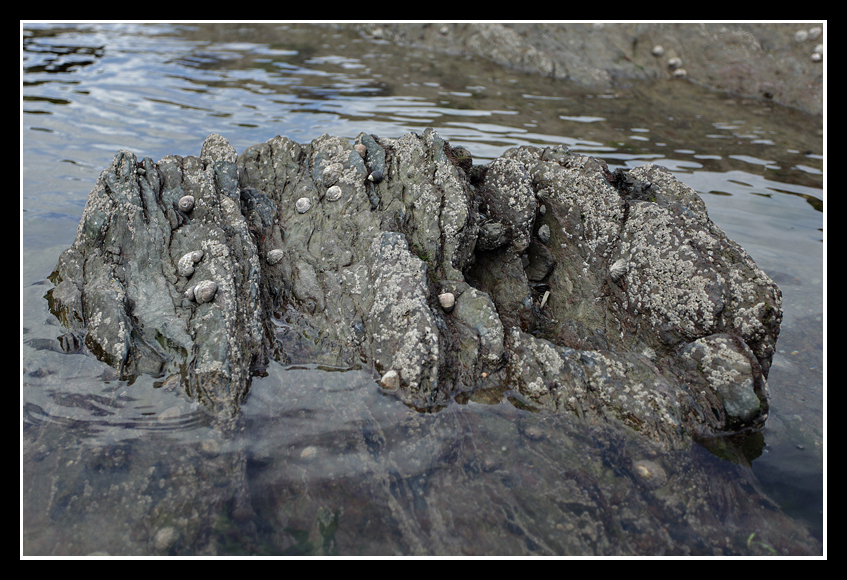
22;23;824;555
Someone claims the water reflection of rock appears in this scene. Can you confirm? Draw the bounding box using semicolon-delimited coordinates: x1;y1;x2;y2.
23;413;257;555
241;366;819;555
22;362;820;555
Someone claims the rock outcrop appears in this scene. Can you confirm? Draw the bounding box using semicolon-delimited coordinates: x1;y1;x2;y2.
47;131;782;446
352;22;824;117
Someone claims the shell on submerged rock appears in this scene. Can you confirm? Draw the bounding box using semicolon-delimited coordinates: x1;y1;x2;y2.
193;280;218;304
178;195;195;212
632;459;667;489
295;197;312;214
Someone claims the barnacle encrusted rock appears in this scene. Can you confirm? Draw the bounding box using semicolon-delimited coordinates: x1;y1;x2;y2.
47;130;782;446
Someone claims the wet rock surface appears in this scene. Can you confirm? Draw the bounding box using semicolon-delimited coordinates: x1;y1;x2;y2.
35;130;820;555
48;130;782;442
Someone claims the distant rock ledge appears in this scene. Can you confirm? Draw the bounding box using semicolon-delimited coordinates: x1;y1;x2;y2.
47;131;782;447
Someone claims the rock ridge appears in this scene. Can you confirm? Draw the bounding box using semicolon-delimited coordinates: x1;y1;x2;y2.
47;131;782;447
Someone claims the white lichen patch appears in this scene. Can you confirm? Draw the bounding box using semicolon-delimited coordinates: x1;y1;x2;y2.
620;203;725;339
366;232;440;393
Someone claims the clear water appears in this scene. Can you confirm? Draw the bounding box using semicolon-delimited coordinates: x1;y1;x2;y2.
22;23;824;555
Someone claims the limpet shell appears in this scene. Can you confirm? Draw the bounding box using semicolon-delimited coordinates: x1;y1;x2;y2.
193;280;218;304
439;292;455;312
632;459;667;489
326;185;342;202
538;224;551;244
295;197;311;214
178;195;195;212
354;143;367;158
322;162;343;186
368;170;384;184
380;370;400;390
267;249;284;265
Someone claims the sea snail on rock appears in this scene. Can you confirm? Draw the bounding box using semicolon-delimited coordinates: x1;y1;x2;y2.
177;250;204;278
178;195;195;212
185;280;218;304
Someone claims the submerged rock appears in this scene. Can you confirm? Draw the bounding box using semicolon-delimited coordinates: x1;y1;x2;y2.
47;130;782;444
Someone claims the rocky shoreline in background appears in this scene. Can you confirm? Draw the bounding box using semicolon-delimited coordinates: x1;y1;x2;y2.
350;22;824;117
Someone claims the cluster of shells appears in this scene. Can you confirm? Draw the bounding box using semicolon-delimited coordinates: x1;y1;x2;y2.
794;26;823;62
178;249;204;278
294;143;384;215
651;46;687;78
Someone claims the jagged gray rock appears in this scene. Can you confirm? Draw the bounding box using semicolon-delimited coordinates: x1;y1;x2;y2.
48;135;268;414
47;130;782;444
